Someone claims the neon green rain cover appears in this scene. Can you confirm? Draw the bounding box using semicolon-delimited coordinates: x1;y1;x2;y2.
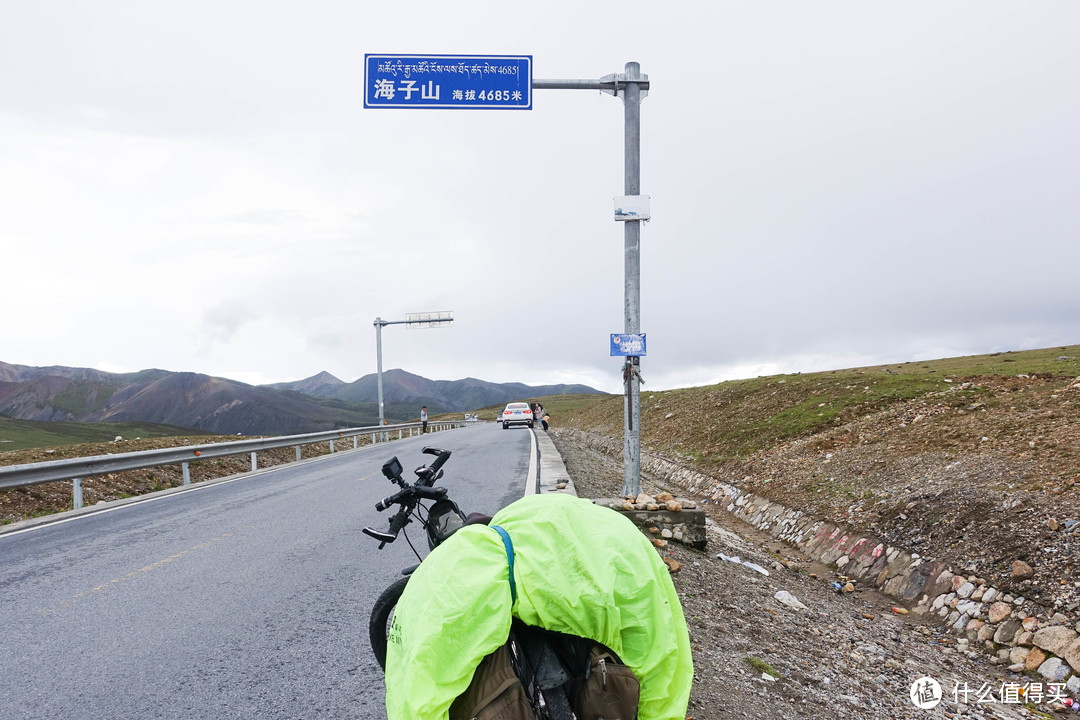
384;492;693;720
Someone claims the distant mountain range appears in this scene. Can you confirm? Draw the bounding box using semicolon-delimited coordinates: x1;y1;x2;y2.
265;368;600;414
0;361;603;436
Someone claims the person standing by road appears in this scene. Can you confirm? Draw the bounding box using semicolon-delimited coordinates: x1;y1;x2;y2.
420;406;428;434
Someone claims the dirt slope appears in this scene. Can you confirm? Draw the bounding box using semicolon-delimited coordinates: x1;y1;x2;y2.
554;432;1032;719
556;346;1080;612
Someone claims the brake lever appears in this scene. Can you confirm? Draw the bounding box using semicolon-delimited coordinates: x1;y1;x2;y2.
363;526;396;548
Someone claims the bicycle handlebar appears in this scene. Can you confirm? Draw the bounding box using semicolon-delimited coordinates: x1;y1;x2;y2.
421;446;452;475
365;449;453;551
375;485;447;512
362;506;414;546
415;485;448;501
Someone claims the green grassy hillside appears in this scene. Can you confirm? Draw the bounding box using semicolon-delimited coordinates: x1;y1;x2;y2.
0;418;211;453
556;345;1080;464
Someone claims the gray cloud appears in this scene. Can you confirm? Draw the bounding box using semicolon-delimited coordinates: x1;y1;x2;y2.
2;1;1077;394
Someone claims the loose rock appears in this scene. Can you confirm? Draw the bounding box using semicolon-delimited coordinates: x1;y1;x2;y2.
1012;560;1035;580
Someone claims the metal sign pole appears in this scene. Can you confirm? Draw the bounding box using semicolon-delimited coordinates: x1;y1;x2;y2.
534;62;648;498
365;60;648;497
621;62;643;499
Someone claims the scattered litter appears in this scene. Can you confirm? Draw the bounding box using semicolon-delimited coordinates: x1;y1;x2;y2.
774;590;808;611
716;553;770;576
892;606;909;615
761;673;777;682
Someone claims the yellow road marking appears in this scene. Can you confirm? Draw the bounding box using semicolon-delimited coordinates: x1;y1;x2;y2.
38;531;237;615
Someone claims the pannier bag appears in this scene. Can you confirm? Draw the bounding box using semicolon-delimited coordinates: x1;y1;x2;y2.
449;642;536;720
573;643;641;720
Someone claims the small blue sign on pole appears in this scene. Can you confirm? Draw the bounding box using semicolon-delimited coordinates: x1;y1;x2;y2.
610;333;646;357
364;54;532;109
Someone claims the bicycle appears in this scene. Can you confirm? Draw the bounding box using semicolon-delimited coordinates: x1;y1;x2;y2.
363;446;581;720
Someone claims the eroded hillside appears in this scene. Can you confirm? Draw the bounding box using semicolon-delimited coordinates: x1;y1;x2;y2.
556;346;1080;611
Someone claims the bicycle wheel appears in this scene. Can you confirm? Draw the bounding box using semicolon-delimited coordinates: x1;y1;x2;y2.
539;686;575;720
369;576;410;671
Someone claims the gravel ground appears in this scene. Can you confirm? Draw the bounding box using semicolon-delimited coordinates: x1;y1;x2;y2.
551;430;1038;720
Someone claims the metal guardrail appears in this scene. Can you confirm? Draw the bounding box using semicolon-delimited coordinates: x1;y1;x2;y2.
0;420;464;510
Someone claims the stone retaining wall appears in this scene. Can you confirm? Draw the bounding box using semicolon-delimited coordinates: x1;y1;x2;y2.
594;500;707;551
563;428;1080;690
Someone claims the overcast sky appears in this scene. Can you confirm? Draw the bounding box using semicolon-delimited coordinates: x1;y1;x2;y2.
2;2;1077;394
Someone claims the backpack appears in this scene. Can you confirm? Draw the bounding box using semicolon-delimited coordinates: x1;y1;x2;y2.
571;643;640;720
449;642;537;720
449;634;641;720
451;524;640;720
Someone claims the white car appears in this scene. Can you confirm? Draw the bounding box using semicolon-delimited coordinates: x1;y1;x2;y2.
501;402;534;429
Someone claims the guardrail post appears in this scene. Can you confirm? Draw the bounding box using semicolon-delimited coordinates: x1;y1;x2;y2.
330;439;335;453
182;462;191;486
72;478;83;509
371;432;376;444
295;445;301;462
353;436;358;449
251;452;257;471
398;429;402;440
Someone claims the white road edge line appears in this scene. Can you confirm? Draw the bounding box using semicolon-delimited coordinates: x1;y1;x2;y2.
524;429;538;496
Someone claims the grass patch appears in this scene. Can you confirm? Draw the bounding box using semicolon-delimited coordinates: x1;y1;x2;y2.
745;656;780;679
466;393;614;424
0;419;211;453
50;382;117;415
549;343;1080;462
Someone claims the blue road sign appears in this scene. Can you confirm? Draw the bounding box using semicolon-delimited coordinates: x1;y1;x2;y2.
364;54;532;109
610;334;646;357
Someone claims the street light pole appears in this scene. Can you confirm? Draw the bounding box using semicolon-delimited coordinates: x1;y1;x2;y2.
372;311;454;427
374;317;387;426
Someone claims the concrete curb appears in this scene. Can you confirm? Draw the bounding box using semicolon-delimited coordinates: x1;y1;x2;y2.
529;428;577;497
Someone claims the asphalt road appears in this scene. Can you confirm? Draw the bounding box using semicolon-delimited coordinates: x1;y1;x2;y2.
0;423;534;720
